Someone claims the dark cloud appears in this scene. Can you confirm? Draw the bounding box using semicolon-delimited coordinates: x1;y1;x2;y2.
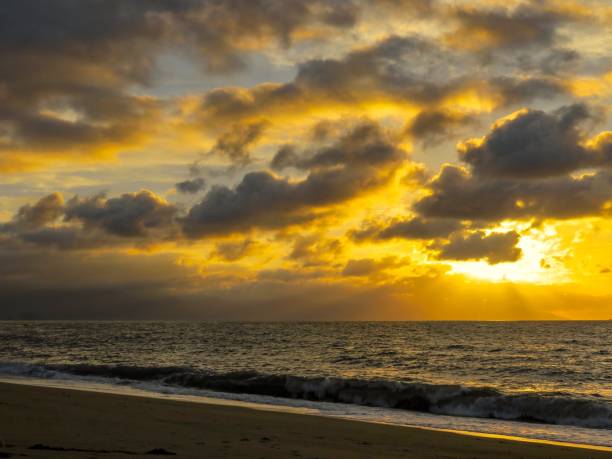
490;76;567;106
181;171;318;236
342;258;380;277
18;227;92;251
432;230;522;264
341;256;406;276
415;164;612;222
0;0;359;74
194;35;569;128
0;247;209;319
289;235;342;267
460;104;602;178
270;145;300;171
0;244;405;320
9;193;64;230
208;120;268;165
2;245;607;320
406;109;478;145
179;0;361;73
445;3;574;52
182;121;407;237
350;217;462;241
272;121;405;171
176;177;206;194
0;0;360;168
293;35;460;97
65;190;177;237
0;1;166;166
210;239;255;261
441;2;594;80
375;0;434;16
379;217;463;240
1;190;179;249
408;104;612;224
516;47;580;76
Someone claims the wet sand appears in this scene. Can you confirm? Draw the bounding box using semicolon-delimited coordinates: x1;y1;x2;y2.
0;381;609;459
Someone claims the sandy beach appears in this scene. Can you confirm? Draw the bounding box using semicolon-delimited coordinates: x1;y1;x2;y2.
0;381;609;459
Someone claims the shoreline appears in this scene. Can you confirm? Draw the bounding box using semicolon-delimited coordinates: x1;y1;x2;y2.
1;376;611;453
0;380;610;458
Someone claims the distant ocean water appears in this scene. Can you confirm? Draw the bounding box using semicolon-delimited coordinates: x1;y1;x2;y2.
1;321;610;447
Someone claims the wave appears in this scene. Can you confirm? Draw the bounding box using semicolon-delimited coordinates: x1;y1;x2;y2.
0;361;610;429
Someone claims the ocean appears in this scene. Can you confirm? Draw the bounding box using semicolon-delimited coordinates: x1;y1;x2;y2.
0;321;610;448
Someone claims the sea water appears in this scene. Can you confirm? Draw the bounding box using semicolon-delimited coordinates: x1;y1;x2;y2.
0;321;610;447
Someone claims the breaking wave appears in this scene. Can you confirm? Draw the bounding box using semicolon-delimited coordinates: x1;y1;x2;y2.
1;361;610;429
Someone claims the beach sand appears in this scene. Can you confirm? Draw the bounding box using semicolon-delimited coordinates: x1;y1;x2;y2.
0;381;609;459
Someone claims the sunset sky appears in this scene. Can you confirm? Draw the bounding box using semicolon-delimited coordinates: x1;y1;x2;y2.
1;0;612;320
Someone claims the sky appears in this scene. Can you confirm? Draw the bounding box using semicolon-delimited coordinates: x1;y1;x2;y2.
1;0;612;320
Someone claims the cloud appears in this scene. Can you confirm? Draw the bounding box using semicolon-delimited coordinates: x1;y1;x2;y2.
432;230;522;264
289;234;343;267
182;120;407;237
1;190;179;249
207;120;269;165
0;0;167;168
18;227;93;251
176;178;206;194
407;104;612;224
65;190;177;237
0;0;359;74
270;145;301;171
350;217;463;241
271;120;405;170
379;217;463;240
445;3;576;52
6;193;64;230
177;0;361;72
210;239;256;261
460;104;605;178
341;256;404;277
192;35;569;129
415;164;612;222
0;0;361;170
406;109;479;145
342;258;382;277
